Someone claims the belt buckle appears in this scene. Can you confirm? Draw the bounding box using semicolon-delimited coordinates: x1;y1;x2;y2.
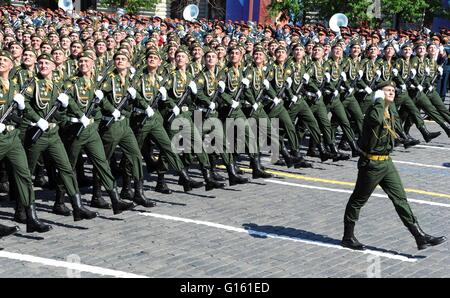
181;106;189;112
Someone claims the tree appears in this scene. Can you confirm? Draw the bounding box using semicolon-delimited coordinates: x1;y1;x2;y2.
99;0;161;15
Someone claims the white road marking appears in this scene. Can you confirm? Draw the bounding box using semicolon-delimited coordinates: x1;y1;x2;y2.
139;213;418;263
393;160;450;170
265;179;450;208
0;251;148;278
415;144;450;151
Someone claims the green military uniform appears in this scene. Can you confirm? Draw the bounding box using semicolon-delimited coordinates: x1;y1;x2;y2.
357;56;379;114
341;55;364;136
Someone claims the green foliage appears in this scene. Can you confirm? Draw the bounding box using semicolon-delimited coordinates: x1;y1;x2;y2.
99;0;160;15
267;0;302;23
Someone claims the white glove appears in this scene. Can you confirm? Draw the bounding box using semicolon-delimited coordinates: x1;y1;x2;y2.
273;97;281;106
145;106;155;117
37;118;49;131
375;70;382;79
417;85;423;92
401;84;407;91
127;87;137;99
112;109;121;120
425;67;430;75
188;81;197;95
428;86;434;92
13;93;25;110
348;88;354;94
439;45;444;53
231;100;239;109
358;70;364;79
333;90;339;97
291;95;298;103
241;78;250;89
410;68;417;78
0;123;5;133
303;73;310;84
208;102;216;111
316;90;322;99
130;66;136;75
373;90;385;102
340;72;347;82
80;115;90;128
97;75;103;82
364;86;373;94
392;68;399;77
158;87;167;101
285;77;293;89
172;105;180;116
438;66;443;76
263;66;267;72
263;79;270;90
94;90;104;101
57;93;69;108
324;73;331;83
252;102;259;111
218;81;225;93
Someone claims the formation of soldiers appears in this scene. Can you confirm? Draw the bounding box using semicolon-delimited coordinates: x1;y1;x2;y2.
0;5;449;250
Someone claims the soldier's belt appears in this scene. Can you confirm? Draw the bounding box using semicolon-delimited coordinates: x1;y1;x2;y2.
102;115;125;122
70;117;94;126
366;154;390;161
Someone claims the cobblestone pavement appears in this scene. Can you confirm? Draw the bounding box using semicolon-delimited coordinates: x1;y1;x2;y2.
1;104;449;278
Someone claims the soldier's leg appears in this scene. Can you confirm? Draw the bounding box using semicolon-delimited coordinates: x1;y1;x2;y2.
415;92;448;129
311;102;333;145
343;96;364;136
428;91;450;124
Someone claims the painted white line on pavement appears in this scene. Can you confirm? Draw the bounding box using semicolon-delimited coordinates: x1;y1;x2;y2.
265;179;450;208
0;251;148;278
415;144;450;151
139;213;418;263
393;160;450;170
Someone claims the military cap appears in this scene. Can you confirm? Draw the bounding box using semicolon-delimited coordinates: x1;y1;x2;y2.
253;44;266;55
145;47;161;59
0;50;13;62
275;45;287;52
376;80;396;90
23;47;38;57
384;42;396;50
94;39;106;46
366;44;378;50
37;53;55;63
8;41;23;49
30;33;42;40
175;46;190;57
78;51;96;60
401;42;413;50
349;39;361;48
313;43;323;50
51;46;65;54
113;51;130;61
203;47;217;56
291;42;304;50
71;40;83;47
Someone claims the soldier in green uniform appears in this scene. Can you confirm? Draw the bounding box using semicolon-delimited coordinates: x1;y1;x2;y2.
0;50;51;234
21;53;98;222
341;80;447;251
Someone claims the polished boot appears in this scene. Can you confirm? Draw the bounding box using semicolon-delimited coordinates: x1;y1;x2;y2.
280;146;295;168
69;193;98;221
209;155;226;181
290;149;313;168
317;143;333;162
0;223;19;238
178;169;204;192
306;140;320;158
418;125;441;143
442;123;450;138
155;173;172;194
407;222;447;250
14;201;27;224
341;222;365;250
396;130;420;149
338;139;351;151
52;189;72;216
120;173;134;200
226;163;249;186
33;165;48;188
250;155;273;179
202;167;226;191
107;187;135;215
329;144;350;161
132;179;156;207
90;176;111;209
25;204;52;233
0;181;9;193
233;160;244;175
348;140;363;157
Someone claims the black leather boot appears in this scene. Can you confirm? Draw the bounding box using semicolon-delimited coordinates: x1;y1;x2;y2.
407;222;447;250
155;173;172;194
120;173;134;200
0;181;9;193
178;169;204;192
318;143;333;162
132;179;156;207
52;188;72;216
442;123;450;138
348;140;363;157
69;193;98;221
90;175;111;209
306;140;320;158
250;155;273;179
329;144;350;161
107;187;135;215
290;148;313;168
226;163;249;186
396;130;420;149
33;165;48;188
418;125;441;143
280;146;295;168
233;160;244;175
209;155;226;181
25;204;52;233
341;222;365;250
0;223;19;238
338;139;351;151
202;167;226;191
14;201;27;224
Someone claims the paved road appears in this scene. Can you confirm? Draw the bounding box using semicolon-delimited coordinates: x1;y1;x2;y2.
1;110;449;278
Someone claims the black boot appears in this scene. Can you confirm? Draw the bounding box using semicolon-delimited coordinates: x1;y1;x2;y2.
233;160;244;175
280;146;295;168
52;189;72;216
132;179;156;207
14;201;27;224
418;125;441;143
107;187;135;215
407;222;447;250
338;139;351;151
25;204;52;233
226;163;249;186
442;123;450;138
397;130;420;149
202;167;226;191
209;155;226;181
33;165;48;188
0;181;9;193
250;155;273;179
318;143;333;162
178;169;204;192
329;144;350;161
341;222;365;250
90;176;111;209
0;223;19;238
155;173;172;194
69;193;98;221
290;148;313;168
120;173;134;200
348;140;363;157
306;140;320;158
